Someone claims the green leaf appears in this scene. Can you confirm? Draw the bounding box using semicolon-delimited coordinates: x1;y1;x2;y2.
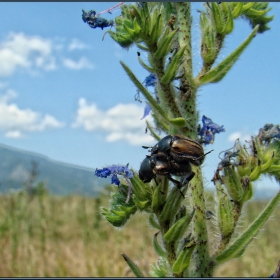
145;120;161;141
137;56;155;73
215;191;280;263
150;13;163;45
196;25;259;85
120;61;182;127
104;213;127;227
130;174;152;201
222;3;234;35
121;253;145;277
211;2;224;34
153;232;167;257
172;240;196;274
132;196;151;211
148;213;161;230
136;43;149;51
154;28;178;59
232;2;243;18
161;45;187;85
168;117;186;127
163;209;195;242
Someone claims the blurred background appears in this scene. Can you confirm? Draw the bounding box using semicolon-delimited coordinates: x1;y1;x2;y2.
0;2;279;277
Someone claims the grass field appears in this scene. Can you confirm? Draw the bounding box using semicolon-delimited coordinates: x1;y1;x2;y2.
0;188;279;277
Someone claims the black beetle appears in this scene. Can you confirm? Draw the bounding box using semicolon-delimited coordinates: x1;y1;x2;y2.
144;135;207;166
139;152;194;187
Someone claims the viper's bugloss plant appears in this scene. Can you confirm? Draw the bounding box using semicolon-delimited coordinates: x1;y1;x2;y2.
84;2;280;277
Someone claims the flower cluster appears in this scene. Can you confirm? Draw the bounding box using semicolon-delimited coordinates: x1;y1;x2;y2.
95;164;133;185
199;115;225;145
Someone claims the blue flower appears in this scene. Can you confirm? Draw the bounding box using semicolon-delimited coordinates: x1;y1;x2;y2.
140;104;151;120
95;164;134;203
202;115;225;134
199;115;225;145
139;74;157;120
95;163;133;186
143;74;157;87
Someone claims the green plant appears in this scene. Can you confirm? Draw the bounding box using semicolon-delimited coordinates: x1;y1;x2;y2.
84;2;280;277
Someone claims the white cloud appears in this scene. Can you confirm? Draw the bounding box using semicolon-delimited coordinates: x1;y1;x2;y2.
0;90;64;138
228;131;251;143
5;130;23;138
62;57;95;70
72;98;156;146
68;38;89;51
0;32;94;77
0;32;57;77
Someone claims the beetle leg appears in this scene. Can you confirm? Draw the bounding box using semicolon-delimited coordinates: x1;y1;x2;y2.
180;171;195;186
167;176;185;198
154;176;159;185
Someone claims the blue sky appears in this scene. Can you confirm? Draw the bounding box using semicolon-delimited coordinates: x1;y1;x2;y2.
0;2;280;192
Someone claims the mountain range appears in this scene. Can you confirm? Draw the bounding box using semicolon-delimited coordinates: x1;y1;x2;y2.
0;143;110;196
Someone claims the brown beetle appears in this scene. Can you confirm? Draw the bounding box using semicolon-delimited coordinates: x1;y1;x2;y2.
146;135;207;166
139;152;194;187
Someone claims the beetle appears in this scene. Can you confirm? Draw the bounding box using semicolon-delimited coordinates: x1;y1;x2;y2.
144;135;208;166
139;152;195;188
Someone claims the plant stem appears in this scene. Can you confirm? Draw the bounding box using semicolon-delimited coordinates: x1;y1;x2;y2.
188;166;213;276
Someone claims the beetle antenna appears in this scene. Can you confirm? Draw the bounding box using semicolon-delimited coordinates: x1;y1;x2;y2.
204;149;214;157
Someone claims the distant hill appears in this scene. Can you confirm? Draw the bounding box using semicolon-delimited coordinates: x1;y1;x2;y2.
0;143;110;196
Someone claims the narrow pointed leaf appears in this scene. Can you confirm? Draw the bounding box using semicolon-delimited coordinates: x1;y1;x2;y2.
172;240;196;274
153;232;167;257
196;25;259;85
145;120;161;141
242;2;254;13
164;209;195;242
161;45;187;84
215;191;280;263
121;253;145;277
232;2;243;18
136;43;149;51
154;28;179;59
148;213;161;230
121;61;167;118
223;4;234;34
121;61;184;128
137;56;155;73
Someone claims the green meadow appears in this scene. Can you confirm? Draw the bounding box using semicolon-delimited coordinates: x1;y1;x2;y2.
0;187;279;277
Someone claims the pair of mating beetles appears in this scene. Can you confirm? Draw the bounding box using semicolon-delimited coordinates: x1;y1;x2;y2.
139;135;212;188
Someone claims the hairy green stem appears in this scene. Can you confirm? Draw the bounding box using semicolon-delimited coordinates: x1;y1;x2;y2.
174;2;198;138
189;166;213;277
